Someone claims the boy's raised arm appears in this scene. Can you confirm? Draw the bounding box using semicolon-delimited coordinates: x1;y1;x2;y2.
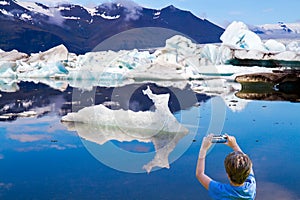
196;134;213;190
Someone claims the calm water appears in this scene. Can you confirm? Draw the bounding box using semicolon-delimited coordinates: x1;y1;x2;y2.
0;81;299;200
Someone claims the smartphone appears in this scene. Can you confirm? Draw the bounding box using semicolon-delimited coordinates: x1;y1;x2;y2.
212;135;228;143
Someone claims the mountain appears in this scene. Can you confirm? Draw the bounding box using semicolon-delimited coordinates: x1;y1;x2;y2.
0;0;224;54
251;22;300;39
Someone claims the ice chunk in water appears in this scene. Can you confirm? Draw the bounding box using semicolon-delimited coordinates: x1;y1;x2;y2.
61;86;189;172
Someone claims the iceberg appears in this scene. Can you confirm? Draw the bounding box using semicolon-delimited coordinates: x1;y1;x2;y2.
0;62;17;78
286;41;300;53
26;44;68;64
0;20;300;110
264;39;286;52
62;86;188;134
0;49;28;62
0;45;69;78
61;86;189;172
1;21;300;82
206;21;300;64
220;21;266;52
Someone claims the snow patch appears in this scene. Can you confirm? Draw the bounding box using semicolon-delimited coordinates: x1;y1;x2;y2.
63;16;80;20
0;8;13;16
154;11;160;16
0;1;9;5
57;6;71;11
100;12;120;20
17;1;53;16
20;13;32;21
84;7;99;16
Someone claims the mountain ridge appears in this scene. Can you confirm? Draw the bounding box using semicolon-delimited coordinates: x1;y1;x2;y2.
0;0;224;54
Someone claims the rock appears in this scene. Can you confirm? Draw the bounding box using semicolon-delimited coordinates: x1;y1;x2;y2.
235;73;287;83
235;70;300;102
235;71;300;84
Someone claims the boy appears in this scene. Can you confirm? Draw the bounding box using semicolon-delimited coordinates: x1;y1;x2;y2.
196;134;256;200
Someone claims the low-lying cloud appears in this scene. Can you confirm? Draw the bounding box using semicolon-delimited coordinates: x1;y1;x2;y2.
7;133;50;142
118;0;143;21
102;0;143;21
48;7;65;26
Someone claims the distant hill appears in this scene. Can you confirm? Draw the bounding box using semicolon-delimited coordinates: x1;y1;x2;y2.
251;22;300;39
0;0;224;54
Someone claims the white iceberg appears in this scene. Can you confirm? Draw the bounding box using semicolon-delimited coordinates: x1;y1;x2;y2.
17;62;68;78
0;45;69;78
221;21;267;52
0;20;300;95
199;44;232;65
286;41;300;53
0;49;28;62
61;86;189;173
264;39;286;52
0;62;17;78
62;86;188;134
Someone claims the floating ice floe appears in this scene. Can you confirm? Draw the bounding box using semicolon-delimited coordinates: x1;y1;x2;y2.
0;45;69;78
62;86;188;134
61;86;189;173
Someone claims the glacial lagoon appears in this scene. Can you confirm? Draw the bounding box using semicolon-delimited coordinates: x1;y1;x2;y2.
0;79;299;200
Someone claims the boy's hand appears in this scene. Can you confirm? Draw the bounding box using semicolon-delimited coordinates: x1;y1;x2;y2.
225;134;242;152
201;134;213;151
199;134;213;158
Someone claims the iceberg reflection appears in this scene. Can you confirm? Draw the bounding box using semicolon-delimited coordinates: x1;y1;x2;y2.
62;122;188;173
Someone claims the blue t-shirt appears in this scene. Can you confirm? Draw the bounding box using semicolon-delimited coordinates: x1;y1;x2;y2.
208;174;256;200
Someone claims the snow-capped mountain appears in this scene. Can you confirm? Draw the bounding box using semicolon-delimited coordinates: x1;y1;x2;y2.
0;0;224;54
252;22;300;39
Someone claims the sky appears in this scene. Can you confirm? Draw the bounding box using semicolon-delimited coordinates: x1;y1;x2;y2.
26;0;300;27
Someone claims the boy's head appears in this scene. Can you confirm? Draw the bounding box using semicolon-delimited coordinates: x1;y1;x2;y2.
224;151;252;185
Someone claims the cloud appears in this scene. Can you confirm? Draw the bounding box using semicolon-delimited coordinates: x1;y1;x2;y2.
48;8;65;26
104;0;142;21
15;144;80;152
0;154;3;159
7;134;51;142
119;0;142;21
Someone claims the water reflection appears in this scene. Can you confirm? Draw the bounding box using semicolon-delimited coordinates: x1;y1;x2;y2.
63;121;188;173
0;79;300;199
236;82;300;102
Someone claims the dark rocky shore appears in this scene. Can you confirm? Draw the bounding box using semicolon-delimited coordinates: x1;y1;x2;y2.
235;70;300;102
